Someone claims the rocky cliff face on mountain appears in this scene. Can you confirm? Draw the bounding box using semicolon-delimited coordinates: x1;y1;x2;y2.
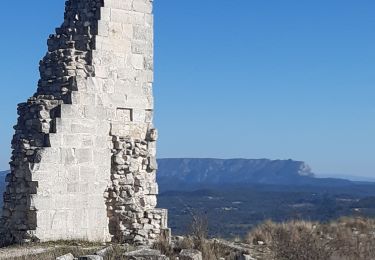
157;158;313;183
156;158;352;191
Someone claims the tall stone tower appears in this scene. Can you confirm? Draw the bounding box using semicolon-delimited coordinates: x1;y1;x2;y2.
1;0;168;245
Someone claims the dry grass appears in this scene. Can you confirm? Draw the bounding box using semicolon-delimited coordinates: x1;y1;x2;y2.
246;217;375;260
165;236;238;260
247;220;332;260
187;213;235;260
153;213;241;260
153;234;176;259
325;217;375;260
102;245;129;260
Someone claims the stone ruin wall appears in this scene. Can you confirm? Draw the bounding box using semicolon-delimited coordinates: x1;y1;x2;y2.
1;0;168;245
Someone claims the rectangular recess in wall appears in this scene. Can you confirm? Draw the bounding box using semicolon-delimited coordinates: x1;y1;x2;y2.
145;109;153;123
116;108;133;122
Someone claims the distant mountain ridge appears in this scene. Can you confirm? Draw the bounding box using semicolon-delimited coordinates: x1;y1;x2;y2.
0;170;8;186
318;173;375;183
156;158;352;191
0;171;8;209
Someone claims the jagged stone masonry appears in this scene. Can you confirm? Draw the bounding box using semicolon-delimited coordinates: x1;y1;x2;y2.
1;0;169;245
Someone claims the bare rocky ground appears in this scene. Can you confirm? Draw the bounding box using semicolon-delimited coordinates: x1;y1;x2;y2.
0;246;52;259
0;240;367;260
0;239;261;260
0;241;108;260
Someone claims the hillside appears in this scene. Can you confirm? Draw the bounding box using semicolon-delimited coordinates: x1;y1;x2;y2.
157;158;352;191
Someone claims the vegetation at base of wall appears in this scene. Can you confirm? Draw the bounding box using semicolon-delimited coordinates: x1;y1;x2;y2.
154;213;243;260
246;217;375;260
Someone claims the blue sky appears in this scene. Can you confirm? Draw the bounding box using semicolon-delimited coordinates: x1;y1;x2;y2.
0;1;374;177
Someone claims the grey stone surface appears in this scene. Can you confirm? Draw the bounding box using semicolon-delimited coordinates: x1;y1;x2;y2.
239;255;256;260
124;248;169;260
1;0;167;246
95;246;113;257
179;249;202;260
56;253;75;260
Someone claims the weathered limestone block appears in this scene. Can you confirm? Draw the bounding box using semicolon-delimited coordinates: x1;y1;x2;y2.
56;253;75;260
1;0;166;246
239;255;256;260
95;246;113;257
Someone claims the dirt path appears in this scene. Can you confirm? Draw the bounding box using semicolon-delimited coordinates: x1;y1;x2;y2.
0;246;54;259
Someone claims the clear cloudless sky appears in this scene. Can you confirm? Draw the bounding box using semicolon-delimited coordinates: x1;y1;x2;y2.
0;1;374;177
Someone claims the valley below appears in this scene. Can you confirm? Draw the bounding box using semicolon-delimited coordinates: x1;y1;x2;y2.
158;183;375;238
156;158;375;238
